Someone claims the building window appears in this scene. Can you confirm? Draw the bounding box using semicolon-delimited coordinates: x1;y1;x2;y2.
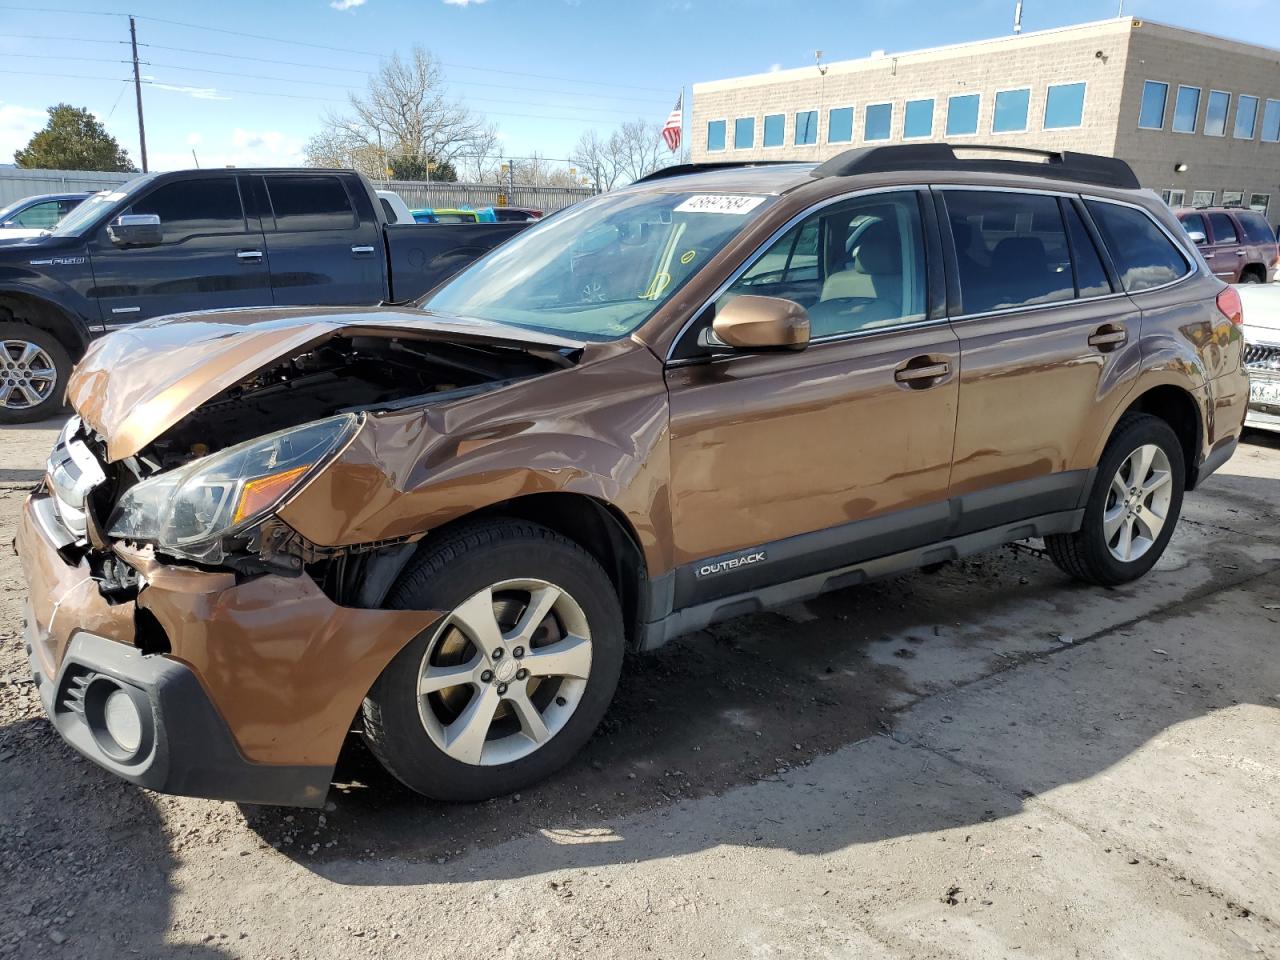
794;110;818;145
992;88;1030;133
1138;80;1168;129
1235;95;1259;139
1263;100;1280;142
1044;82;1086;129
707;120;726;152
1172;86;1200;133
1250;193;1271;215
828;106;854;144
946;93;980;136
1222;189;1244;207
1160;189;1186;207
864;102;892;141
1191;190;1215;207
734;117;754;149
903;98;934;138
763;114;785;148
1205;91;1231;137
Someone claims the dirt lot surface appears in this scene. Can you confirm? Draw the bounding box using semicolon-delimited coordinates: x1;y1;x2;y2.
1;418;1278;959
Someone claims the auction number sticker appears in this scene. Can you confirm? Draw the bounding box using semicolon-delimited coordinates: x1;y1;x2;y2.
674;194;767;215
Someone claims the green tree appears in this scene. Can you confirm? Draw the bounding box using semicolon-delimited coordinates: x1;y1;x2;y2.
389;154;457;182
13;104;136;172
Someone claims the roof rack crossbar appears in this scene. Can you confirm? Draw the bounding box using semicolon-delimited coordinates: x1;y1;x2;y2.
810;143;1139;190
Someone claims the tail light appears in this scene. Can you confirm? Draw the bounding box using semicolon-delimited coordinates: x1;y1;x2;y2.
1217;285;1243;326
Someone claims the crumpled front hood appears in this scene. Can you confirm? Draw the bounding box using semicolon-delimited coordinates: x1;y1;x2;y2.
68;304;584;462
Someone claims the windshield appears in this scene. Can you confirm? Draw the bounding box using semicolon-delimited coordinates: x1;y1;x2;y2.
51;190;129;236
419;189;777;340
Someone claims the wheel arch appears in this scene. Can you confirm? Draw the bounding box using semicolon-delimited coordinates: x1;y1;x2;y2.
0;289;89;360
1114;383;1204;489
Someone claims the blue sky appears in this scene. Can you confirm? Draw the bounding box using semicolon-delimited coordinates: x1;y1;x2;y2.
0;0;1273;171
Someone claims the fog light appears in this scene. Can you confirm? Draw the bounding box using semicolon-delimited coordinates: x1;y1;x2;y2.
102;688;143;754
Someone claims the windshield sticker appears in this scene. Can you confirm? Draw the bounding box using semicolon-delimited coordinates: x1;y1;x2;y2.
680;249;697;264
103;192;127;201
674;194;767;215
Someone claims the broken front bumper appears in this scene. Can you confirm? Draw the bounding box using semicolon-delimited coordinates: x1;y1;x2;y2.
17;490;440;807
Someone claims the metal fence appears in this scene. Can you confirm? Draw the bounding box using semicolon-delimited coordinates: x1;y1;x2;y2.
0;167;594;213
370;179;593;213
0;167;138;205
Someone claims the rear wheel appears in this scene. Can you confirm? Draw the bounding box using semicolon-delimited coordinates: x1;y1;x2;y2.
1046;413;1185;586
0;323;70;425
1238;267;1264;284
362;519;624;802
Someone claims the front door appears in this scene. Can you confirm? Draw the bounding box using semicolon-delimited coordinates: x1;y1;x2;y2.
665;189;959;609
939;188;1143;527
87;175;271;327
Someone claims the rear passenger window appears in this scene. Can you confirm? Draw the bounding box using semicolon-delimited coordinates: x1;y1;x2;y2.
128;178;246;241
1237;211;1276;244
719;191;927;338
1208;212;1238;243
266;175;356;232
945;191;1073;315
1085;200;1190;293
1064;203;1112;298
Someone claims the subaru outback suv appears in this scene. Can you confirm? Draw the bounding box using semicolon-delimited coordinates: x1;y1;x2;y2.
18;144;1248;808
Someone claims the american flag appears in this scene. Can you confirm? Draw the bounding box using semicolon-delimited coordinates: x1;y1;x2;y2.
661;93;683;152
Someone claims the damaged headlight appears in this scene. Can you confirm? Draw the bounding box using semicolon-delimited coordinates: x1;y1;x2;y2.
107;413;359;562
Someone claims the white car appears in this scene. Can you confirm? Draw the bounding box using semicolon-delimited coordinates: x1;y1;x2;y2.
1235;284;1280;432
375;190;415;225
0;192;94;240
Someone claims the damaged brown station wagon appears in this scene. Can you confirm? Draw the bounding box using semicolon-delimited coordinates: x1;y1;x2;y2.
18;144;1249;808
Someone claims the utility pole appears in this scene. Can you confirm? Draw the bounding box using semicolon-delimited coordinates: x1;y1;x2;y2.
129;16;148;172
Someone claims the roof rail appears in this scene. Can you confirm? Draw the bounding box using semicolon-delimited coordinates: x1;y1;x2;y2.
633;161;798;184
810;143;1140;190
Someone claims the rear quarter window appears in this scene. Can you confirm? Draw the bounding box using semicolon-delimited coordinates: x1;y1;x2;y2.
1237;211;1276;244
1084;201;1190;293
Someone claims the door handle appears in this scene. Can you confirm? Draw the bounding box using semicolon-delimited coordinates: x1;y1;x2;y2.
351;245;376;255
236;249;263;260
894;360;950;383
1088;327;1127;350
1236;250;1247;256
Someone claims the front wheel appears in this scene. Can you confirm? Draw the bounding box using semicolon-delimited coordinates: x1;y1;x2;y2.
362;519;624;802
1046;413;1185;586
0;323;71;425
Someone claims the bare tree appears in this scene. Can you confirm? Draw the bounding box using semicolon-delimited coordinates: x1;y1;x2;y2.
305;46;496;177
572;119;681;191
570;128;621;191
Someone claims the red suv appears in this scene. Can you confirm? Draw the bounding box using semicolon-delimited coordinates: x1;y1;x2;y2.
1176;205;1279;284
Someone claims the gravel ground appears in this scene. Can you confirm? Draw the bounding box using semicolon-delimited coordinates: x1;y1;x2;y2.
1;421;1278;959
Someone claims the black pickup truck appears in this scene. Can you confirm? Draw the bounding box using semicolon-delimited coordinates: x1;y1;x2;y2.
0;168;529;423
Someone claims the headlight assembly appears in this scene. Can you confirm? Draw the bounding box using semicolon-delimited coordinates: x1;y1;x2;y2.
107;413;359;562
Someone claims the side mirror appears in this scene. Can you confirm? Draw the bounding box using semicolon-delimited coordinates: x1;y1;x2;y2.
1186;229;1207;245
108;213;162;247
711;295;810;351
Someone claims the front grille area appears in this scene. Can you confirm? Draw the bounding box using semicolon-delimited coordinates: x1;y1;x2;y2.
1245;341;1280;372
46;416;107;540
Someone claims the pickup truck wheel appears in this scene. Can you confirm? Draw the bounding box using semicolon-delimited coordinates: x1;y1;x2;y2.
1046;413;1185;586
362;519;624;803
0;323;70;425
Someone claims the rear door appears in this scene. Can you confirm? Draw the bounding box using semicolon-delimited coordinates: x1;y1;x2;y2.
86;175;272;326
940;188;1142;527
1205;210;1245;282
259;173;385;306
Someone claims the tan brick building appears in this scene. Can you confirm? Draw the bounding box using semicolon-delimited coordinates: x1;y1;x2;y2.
689;17;1280;217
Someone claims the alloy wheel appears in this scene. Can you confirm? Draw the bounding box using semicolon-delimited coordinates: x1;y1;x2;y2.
1103;443;1174;563
416;578;593;766
0;339;57;410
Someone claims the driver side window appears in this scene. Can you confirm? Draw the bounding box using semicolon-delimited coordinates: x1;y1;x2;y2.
718;191;927;339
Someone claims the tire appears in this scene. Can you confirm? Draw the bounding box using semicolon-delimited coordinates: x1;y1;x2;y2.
362;518;625;802
0;322;71;425
1239;267;1264;284
1046;413;1185;586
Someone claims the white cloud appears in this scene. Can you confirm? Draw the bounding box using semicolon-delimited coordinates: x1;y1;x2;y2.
0;102;46;162
330;0;367;9
151;128;306;171
443;0;488;6
769;63;781;72
185;132;203;146
143;78;231;101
